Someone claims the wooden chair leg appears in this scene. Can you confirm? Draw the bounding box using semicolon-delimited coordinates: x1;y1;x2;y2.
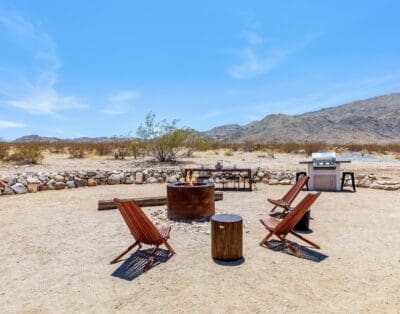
270;205;278;213
163;240;176;255
144;246;159;272
259;231;273;246
290;231;320;249
278;235;300;257
110;240;140;264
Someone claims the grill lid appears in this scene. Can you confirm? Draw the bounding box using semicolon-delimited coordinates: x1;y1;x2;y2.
312;152;336;160
312;152;336;168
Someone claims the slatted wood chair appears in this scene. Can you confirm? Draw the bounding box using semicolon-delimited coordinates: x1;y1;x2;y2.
111;198;175;271
260;192;321;257
268;175;309;216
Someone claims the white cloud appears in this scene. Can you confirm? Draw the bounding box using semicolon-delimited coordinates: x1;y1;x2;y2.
0;120;26;128
0;9;88;115
109;90;140;103
100;109;124;116
100;90;140;116
241;31;263;45
229;48;287;79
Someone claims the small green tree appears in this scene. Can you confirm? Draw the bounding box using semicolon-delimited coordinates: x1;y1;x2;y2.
137;112;188;162
129;140;144;159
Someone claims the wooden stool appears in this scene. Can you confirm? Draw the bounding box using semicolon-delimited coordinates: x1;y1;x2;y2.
296;172;309;190
211;214;243;261
341;172;356;192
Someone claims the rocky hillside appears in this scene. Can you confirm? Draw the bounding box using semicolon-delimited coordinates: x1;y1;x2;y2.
203;93;400;144
13;135;127;143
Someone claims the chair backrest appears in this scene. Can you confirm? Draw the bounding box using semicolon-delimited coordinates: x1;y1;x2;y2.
114;198;164;245
282;175;309;205
275;192;320;235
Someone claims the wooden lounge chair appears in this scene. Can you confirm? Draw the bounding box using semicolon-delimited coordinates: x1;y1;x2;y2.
111;198;175;270
268;175;309;216
260;192;321;257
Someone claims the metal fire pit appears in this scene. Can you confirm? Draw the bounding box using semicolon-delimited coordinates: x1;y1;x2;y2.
167;182;215;219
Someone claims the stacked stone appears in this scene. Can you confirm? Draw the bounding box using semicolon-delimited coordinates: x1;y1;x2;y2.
0;168;399;196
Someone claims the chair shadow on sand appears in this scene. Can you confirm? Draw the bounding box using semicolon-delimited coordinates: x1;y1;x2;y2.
111;248;172;281
264;239;328;263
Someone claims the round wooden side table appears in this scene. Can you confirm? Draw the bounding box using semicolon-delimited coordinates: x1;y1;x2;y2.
211;214;243;261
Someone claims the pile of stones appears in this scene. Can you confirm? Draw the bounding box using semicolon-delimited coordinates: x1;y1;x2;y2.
0;167;398;196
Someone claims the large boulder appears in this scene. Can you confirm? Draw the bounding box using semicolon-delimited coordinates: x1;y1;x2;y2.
107;174;121;185
124;176;134;184
357;177;372;188
268;179;279;185
74;178;88;187
55;175;65;182
8;176;17;186
11;183;28;194
146;177;158;184
279;179;291;185
66;181;76;189
55;182;66;190
87;178;97;187
27;177;40;184
167;175;177;183
27;182;40;193
0;181;6;191
135;172;144;184
3;186;14;195
17;178;28;186
94;171;107;179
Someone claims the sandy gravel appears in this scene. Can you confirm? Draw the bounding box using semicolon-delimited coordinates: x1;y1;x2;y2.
0;183;399;313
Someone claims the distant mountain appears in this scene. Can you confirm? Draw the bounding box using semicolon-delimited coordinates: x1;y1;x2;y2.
202;93;400;144
13;135;128;143
13;135;61;143
12;93;400;144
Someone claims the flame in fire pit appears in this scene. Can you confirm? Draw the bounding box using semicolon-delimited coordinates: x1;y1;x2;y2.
186;172;196;186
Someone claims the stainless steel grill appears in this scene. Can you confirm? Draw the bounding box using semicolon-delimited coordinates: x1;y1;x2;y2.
312;152;337;168
300;152;351;191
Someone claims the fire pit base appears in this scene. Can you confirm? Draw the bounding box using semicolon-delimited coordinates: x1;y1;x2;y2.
167;183;215;219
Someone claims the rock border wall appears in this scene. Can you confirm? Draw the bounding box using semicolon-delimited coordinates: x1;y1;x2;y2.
0;167;399;196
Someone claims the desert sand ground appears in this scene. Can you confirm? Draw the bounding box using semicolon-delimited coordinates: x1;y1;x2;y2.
0;183;399;313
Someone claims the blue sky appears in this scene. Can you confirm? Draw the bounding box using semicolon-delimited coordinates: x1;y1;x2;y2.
1;1;400;140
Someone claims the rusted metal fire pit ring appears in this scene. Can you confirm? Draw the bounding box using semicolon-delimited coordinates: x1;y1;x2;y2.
167;182;215;219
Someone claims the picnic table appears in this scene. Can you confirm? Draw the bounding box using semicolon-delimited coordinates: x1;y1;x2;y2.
184;168;253;191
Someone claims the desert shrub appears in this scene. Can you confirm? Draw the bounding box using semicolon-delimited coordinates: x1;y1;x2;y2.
137;113;189;162
8;143;43;164
129;141;145;159
224;149;233;156
0;141;10;160
184;133;211;157
68;143;86;158
303;142;328;156
48;142;66;154
242;141;256;152
93;142;112;156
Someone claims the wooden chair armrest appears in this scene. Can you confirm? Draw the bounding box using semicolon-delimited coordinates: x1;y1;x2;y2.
268;198;290;209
